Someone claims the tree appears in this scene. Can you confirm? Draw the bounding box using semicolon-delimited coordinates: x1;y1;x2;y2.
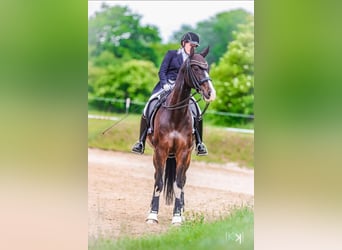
91;59;158;102
210;17;254;125
170;9;252;65
88;3;161;65
199;9;252;65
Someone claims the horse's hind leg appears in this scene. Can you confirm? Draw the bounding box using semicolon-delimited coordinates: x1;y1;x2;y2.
146;154;165;224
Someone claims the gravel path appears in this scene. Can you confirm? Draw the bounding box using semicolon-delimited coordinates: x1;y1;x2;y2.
88;148;254;239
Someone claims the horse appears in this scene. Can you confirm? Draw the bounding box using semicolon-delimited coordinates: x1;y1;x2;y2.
145;46;216;224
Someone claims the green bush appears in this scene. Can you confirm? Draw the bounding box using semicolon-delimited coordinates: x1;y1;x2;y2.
89;59;158;106
211;18;254;126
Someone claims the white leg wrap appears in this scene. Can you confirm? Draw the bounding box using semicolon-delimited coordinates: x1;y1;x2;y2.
171;214;182;224
146;212;158;223
154;188;161;197
173;181;181;199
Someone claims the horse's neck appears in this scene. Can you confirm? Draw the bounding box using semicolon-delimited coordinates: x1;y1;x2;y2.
165;80;191;125
169;78;191;107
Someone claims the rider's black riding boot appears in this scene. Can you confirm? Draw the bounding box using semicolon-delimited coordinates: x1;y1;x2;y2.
132;116;148;154
194;118;208;156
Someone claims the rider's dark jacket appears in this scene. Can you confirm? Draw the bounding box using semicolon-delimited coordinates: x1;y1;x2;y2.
152;49;184;94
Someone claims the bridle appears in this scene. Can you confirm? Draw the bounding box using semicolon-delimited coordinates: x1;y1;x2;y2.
185;57;211;93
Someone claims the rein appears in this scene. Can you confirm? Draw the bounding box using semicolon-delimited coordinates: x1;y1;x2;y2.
162;92;210;115
201;102;210;116
162;91;197;110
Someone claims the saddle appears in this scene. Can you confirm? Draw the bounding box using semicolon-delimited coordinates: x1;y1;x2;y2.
144;89;170;134
144;90;200;134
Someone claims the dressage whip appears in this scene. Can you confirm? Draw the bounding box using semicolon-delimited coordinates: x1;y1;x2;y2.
101;90;171;135
101;103;143;135
101;113;129;135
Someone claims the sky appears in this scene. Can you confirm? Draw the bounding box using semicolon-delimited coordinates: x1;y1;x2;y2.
88;1;254;43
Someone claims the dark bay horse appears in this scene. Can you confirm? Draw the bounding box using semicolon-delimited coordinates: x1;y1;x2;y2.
146;46;216;224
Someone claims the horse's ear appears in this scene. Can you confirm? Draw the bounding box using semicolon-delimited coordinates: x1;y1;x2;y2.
189;46;195;57
200;46;210;58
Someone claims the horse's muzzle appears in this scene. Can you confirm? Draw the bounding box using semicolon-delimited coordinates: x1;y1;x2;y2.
202;80;216;102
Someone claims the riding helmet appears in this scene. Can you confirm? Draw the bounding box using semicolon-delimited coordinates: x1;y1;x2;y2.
181;32;200;47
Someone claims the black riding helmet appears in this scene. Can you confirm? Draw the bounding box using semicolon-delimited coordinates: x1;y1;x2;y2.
181;32;200;47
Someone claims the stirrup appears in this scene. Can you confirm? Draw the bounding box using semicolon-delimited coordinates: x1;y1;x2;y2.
196;143;208;156
131;142;144;154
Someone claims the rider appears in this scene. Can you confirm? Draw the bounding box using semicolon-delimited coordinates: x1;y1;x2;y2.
131;32;208;156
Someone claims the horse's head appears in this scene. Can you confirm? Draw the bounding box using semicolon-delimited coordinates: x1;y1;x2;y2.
186;46;216;102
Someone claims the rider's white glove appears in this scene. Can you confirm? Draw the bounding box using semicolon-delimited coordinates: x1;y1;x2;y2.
163;83;172;91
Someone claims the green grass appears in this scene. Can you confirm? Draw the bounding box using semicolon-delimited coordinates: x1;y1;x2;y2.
88;112;254;168
89;207;254;250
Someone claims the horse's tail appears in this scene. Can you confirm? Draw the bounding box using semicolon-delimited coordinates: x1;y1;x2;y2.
164;157;176;205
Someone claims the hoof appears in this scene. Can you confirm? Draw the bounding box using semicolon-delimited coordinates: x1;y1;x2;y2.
172;222;182;227
171;214;183;225
146;219;158;224
146;212;158;224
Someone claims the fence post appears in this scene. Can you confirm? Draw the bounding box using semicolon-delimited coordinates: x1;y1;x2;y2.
125;97;131;114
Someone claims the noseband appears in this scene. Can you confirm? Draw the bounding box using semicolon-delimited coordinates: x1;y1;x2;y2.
186;58;211;92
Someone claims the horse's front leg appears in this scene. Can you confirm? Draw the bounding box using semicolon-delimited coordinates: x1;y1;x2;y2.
146;152;165;224
172;151;190;225
171;180;185;225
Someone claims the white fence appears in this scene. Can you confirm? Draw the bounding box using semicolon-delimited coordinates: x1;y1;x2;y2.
89;96;254;119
